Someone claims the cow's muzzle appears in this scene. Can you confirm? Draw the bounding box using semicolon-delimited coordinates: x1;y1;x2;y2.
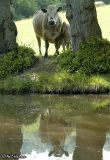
49;21;55;26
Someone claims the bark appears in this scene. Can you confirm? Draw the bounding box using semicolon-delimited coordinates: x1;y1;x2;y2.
0;0;17;55
66;0;102;52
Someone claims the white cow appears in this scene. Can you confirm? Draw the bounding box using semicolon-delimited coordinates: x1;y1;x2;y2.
33;5;63;57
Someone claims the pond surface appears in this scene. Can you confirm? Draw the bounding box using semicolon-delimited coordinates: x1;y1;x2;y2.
0;94;110;160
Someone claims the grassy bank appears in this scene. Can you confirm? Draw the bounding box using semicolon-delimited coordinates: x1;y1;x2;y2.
0;56;110;94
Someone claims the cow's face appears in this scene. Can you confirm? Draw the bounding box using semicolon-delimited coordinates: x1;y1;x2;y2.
48;146;69;157
41;5;62;26
48;140;69;157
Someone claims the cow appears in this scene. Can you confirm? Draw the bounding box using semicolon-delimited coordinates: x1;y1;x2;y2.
60;22;72;50
33;5;63;57
39;109;70;157
50;21;72;53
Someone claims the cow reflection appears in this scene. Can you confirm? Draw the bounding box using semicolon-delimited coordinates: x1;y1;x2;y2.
48;139;69;157
39;109;69;157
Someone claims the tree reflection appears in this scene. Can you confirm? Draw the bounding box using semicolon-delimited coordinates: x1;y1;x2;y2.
0;107;40;160
0;121;22;160
73;115;107;160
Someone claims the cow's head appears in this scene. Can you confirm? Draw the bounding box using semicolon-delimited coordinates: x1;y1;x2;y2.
41;5;62;26
48;139;69;157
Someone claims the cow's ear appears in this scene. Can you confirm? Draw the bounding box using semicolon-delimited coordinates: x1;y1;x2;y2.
41;8;47;13
57;7;62;12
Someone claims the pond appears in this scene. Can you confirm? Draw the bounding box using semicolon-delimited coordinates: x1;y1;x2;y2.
0;94;110;160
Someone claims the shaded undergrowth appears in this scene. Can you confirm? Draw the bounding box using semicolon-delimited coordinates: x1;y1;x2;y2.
0;56;110;94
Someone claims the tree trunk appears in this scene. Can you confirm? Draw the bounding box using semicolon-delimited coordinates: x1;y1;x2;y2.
0;0;17;55
66;0;102;52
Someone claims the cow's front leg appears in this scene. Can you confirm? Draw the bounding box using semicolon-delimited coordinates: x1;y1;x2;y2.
55;39;61;55
36;36;42;55
44;40;49;58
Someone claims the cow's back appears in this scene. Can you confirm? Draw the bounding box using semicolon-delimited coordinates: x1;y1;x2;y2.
33;11;44;39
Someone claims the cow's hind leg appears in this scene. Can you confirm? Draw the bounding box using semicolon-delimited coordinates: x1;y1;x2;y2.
44;41;49;58
37;37;42;55
62;40;65;51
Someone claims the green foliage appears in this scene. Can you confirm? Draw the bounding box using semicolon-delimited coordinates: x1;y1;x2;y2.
0;46;37;79
36;0;60;9
58;37;110;75
12;0;64;20
12;0;37;20
0;55;110;94
58;49;75;73
0;71;110;94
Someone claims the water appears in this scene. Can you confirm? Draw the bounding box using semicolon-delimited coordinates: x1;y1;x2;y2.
0;94;110;160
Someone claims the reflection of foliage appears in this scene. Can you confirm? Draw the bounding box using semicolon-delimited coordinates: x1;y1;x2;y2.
0;94;110;140
0;94;110;121
46;95;110;114
92;99;110;111
0;95;40;125
22;115;41;133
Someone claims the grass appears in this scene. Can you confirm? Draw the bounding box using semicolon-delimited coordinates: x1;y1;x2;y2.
0;56;110;94
15;5;110;56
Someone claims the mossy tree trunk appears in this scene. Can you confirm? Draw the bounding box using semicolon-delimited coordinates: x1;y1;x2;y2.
0;0;17;55
66;0;102;52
